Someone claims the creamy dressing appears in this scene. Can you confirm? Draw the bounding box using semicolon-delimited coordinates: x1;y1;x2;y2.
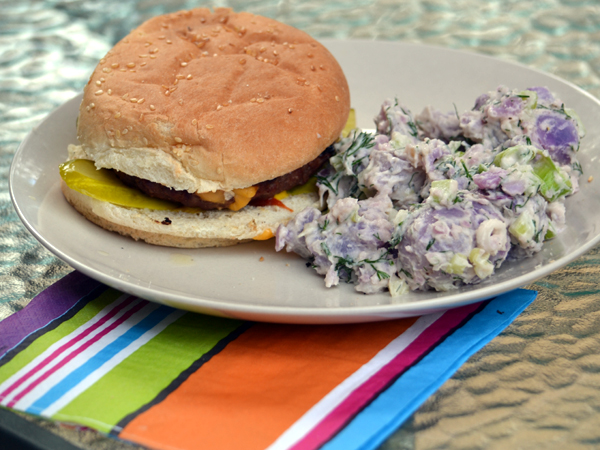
276;86;584;294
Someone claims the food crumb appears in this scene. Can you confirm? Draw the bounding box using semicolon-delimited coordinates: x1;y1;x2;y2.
286;263;290;267
588;175;594;183
259;256;265;262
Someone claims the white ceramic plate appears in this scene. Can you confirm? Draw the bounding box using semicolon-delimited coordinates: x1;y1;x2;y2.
10;40;600;324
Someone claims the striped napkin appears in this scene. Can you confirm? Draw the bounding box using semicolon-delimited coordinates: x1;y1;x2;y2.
0;271;535;450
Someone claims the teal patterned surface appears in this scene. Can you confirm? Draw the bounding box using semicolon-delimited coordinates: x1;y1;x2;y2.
2;1;600;449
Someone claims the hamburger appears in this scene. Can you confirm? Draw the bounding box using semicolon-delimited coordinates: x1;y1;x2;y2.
60;7;350;248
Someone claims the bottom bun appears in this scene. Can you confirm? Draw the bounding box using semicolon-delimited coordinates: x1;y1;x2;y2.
60;180;319;248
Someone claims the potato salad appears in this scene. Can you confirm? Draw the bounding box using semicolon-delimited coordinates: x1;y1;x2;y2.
276;86;584;295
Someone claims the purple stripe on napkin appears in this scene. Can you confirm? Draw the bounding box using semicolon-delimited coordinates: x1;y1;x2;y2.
0;271;104;360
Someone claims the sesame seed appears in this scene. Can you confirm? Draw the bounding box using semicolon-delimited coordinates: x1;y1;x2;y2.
122;94;128;100
250;98;256;103
288;108;293;113
174;79;179;85
102;68;111;73
89;103;95;108
86;105;90;111
140;113;144;121
260;47;266;53
305;81;310;86
120;69;126;72
126;62;135;68
122;128;128;135
139;54;148;58
100;77;105;82
150;55;157;59
145;42;151;47
206;124;214;129
107;89;112;95
186;74;192;79
137;98;145;104
217;105;223;110
180;62;188;67
239;58;246;65
317;133;321;138
158;35;166;39
166;40;172;44
100;58;106;64
310;65;316;71
273;50;278;56
111;63;119;69
257;98;264;103
96;80;102;86
140;62;147;66
130;98;138;102
114;112;121;118
174;137;183;143
150;48;159;54
165;90;170;96
95;90;104;95
335;96;340;101
319;65;325;70
192;119;197;125
150;105;156;111
178;99;183;105
289;44;295;49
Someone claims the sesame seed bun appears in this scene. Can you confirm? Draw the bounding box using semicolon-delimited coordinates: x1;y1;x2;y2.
75;7;350;193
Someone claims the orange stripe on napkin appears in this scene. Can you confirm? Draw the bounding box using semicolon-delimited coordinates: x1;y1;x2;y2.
119;318;417;450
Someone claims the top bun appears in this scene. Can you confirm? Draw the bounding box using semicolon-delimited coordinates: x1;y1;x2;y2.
76;8;350;193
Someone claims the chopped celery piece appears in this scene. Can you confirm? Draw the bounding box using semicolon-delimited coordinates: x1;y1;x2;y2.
508;213;535;243
468;248;494;279
445;253;471;275
518;90;538;109
429;179;458;205
493;145;536;169
389;276;409;297
531;154;572;201
59;159;178;210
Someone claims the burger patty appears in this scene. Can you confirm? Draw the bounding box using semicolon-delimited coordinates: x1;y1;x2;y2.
115;146;334;209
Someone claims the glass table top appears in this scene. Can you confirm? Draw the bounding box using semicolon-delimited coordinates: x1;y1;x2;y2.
2;1;600;449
